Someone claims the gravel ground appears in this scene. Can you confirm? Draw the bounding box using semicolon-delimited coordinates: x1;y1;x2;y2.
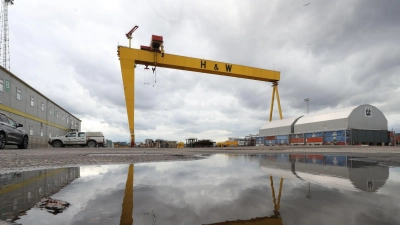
1;145;400;174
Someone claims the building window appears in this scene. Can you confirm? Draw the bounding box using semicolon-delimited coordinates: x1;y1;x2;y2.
56;111;59;118
0;79;3;92
62;114;64;121
41;103;45;111
49;107;53;115
16;88;21;100
30;126;33;136
40;128;43;137
66;117;69;124
30;96;34;107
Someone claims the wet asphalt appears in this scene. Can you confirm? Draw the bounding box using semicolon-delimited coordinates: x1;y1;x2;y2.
1;145;400;174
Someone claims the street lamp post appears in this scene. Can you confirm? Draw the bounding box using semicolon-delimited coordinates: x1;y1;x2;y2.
304;98;310;114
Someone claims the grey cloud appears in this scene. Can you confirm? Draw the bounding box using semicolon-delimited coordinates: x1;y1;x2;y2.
9;0;400;142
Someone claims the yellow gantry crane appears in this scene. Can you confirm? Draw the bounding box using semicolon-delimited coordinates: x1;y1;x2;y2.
118;27;283;144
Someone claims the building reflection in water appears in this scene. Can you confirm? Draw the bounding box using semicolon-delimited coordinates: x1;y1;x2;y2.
0;167;80;222
200;153;390;225
259;154;389;192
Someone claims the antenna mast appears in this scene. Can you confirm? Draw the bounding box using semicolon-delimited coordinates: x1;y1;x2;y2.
0;0;13;71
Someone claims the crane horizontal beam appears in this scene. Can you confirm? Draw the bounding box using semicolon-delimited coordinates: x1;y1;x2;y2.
118;46;280;82
118;45;281;143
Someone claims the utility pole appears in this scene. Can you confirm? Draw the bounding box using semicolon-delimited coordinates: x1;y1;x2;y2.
0;0;13;71
304;98;310;114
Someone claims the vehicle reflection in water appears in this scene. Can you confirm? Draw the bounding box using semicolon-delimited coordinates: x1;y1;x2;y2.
1;154;399;225
0;168;80;221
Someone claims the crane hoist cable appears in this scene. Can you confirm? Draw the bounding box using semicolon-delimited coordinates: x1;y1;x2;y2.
139;34;164;87
152;67;156;87
153;49;158;87
144;64;150;85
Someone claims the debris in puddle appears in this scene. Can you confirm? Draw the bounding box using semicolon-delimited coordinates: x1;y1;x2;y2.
34;198;70;215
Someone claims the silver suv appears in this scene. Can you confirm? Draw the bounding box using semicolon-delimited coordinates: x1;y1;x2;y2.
0;113;29;149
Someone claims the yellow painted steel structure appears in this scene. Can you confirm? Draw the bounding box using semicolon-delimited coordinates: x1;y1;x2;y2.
270;82;283;122
118;46;283;142
216;141;239;147
177;141;185;148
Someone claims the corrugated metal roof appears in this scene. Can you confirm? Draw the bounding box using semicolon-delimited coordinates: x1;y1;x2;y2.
260;116;303;130
295;105;359;125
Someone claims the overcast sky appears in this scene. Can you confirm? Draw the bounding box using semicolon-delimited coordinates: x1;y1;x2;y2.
8;0;400;142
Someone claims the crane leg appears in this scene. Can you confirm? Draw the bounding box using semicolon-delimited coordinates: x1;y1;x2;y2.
269;84;276;122
131;134;135;147
275;83;283;119
120;58;135;145
269;82;283;121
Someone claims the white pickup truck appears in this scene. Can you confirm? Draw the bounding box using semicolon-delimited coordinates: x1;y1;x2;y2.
48;132;105;148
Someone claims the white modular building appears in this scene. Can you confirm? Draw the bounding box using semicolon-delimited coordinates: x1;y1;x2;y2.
0;67;81;148
260;116;303;136
259;104;389;146
294;104;387;133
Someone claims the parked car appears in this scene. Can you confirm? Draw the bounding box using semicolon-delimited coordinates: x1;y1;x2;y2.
48;131;105;148
0;113;29;149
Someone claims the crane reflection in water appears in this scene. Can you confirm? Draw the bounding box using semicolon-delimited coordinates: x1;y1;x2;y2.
117;153;391;225
118;163;285;225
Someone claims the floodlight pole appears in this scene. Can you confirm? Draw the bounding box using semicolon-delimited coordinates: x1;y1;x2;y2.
304;98;310;114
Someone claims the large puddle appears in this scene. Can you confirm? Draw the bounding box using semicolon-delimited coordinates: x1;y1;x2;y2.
1;154;400;225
